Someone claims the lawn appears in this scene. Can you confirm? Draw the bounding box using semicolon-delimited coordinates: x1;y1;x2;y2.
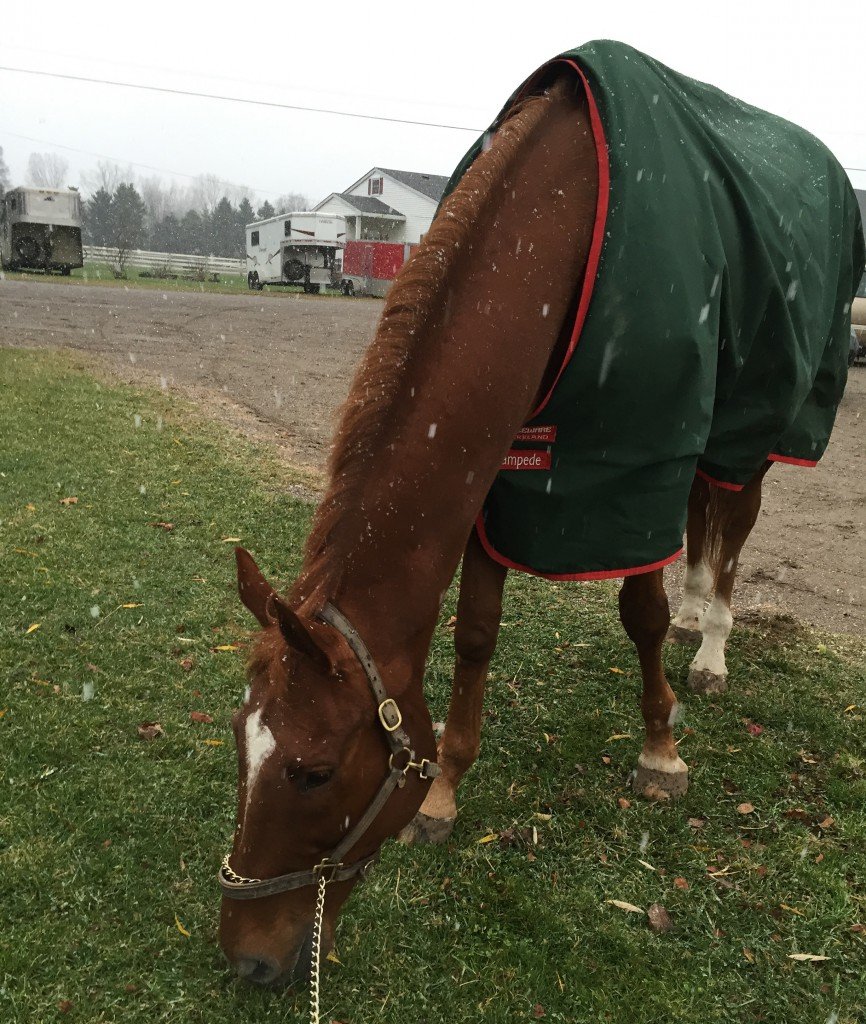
1;349;864;1024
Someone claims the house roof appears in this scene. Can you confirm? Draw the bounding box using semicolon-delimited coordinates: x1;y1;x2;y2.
379;168;450;202
337;194;404;216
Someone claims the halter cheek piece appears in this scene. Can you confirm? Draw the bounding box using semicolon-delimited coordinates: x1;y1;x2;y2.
218;601;440;900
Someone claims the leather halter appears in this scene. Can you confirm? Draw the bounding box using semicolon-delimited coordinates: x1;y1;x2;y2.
218;601;440;900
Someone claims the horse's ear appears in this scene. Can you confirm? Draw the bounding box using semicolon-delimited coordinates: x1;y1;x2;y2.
267;596;334;675
235;547;277;627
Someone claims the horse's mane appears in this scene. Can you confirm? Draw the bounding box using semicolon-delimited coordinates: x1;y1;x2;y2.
288;83;564;611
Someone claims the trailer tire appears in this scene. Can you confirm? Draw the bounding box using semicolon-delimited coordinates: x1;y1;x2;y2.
342;280;355;296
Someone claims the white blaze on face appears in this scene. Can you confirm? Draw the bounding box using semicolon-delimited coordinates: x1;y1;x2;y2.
244;707;276;815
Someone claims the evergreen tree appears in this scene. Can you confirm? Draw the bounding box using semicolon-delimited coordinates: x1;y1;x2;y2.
210;197;237;256
256;200;275;221
179;209;204;254
150;213;181;253
236;198;256;259
85;188;114;246
110;183;147;275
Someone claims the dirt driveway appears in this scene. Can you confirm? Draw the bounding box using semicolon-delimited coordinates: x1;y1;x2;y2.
2;277;864;635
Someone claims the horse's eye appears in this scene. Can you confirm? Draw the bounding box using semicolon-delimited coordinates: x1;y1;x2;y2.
299;769;333;793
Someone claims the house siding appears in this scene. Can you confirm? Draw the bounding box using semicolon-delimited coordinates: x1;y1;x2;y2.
346;171;438;243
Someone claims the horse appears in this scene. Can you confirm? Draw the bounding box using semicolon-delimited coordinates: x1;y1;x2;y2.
218;43;864;989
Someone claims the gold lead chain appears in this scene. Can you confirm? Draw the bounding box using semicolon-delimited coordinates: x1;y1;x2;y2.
310;874;327;1024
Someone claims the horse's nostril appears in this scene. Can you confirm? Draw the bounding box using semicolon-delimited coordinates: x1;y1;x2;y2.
235;956;281;985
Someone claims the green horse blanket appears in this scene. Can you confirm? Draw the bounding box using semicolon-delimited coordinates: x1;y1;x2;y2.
448;41;865;579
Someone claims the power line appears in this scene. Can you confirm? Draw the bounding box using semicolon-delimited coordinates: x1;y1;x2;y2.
0;65;485;133
0;127;281;197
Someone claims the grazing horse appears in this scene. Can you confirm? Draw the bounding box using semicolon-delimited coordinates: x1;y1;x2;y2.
219;42;864;987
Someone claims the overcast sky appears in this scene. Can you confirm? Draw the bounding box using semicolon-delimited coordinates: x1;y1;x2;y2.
2;0;865;207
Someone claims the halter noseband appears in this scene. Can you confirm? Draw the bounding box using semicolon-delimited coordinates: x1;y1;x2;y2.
218;601;440;900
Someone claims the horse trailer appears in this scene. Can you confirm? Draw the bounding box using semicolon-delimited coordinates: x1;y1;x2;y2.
245;212;346;292
0;187;84;275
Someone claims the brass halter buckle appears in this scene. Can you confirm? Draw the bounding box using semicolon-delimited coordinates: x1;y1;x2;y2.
377;698;403;732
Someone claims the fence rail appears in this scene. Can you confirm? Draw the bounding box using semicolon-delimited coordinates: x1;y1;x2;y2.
83;245;245;275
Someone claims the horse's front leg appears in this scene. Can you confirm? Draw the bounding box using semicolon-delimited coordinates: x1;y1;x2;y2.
400;528;507;844
619;569;689;798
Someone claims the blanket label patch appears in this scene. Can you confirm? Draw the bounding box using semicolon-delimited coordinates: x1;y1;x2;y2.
501;449;551;471
515;425;557;443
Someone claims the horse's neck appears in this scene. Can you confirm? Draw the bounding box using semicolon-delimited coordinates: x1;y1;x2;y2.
327;81;599;669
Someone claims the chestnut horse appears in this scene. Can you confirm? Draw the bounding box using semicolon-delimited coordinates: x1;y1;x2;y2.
217;73;841;987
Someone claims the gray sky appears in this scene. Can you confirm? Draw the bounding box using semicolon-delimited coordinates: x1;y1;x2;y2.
2;0;865;205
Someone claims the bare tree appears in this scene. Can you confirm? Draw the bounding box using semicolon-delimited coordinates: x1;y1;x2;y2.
275;192;310;214
188;173;224;214
26;152;70;189
80;159;134;197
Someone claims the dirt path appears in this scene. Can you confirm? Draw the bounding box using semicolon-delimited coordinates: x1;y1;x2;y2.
2;277;864;634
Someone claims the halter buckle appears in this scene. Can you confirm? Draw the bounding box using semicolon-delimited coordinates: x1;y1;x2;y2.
377;698;403;732
313;860;343;883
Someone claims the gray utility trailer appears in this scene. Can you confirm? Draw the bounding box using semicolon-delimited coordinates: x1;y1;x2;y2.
0;187;84;274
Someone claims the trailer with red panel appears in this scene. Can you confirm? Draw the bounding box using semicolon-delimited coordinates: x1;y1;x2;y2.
339;240;416;297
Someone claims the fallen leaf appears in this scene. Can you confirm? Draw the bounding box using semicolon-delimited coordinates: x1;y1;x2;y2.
534;812;552;822
221;537;242;543
600;755;612;765
532;1004;546;1018
687;817;706;829
637;859;655;871
673;876;690;890
189;711;213;724
849;923;865;934
444;615;457;629
25;622;40;634
0;709;7;719
746;723;764;736
737;802;755;815
788;953;830;962
780;904;804;915
124;984;138;993
326;950;341;964
607;733;631;741
843;704;857;714
608;667;625;675
180;658;195;672
477;833;499;844
137;721;165;741
212;644;239;652
203;739;223;747
121;603;143;609
25;503;36;511
150;521;174;531
647;903;673;934
59;496;78;506
174;914;190;937
58;1000;73;1013
817;816;834;829
606;899;643;914
617;797;631;809
742;948;755;963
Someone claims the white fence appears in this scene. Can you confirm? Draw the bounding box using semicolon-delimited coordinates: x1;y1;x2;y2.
83;245;244;276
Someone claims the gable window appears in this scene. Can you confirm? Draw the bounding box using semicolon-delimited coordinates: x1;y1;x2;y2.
284;220;292;237
368;176;384;196
250;230;260;246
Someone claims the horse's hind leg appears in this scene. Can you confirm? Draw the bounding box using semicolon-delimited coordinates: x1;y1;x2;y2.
400;528;507;845
619;569;689;798
687;463;771;695
669;475;714;643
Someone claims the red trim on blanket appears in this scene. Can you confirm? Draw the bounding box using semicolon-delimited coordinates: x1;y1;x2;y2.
474;515;682;581
768;453;818;467
695;467;745;492
528;58;611;419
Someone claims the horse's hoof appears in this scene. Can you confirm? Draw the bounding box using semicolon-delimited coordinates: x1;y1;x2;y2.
631;762;689;800
687;667;728;694
667;624;702;645
398;812;456;846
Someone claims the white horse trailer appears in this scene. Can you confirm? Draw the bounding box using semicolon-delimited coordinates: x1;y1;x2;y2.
0;187;84;274
245;212;346;292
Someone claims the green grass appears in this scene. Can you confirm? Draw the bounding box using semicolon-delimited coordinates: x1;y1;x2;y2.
2;262;313;297
1;349;864;1024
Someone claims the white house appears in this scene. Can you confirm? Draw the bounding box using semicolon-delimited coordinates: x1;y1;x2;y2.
313;167;450;245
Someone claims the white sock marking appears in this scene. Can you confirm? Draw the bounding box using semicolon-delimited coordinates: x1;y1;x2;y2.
672;560;713;630
690;595;733;677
